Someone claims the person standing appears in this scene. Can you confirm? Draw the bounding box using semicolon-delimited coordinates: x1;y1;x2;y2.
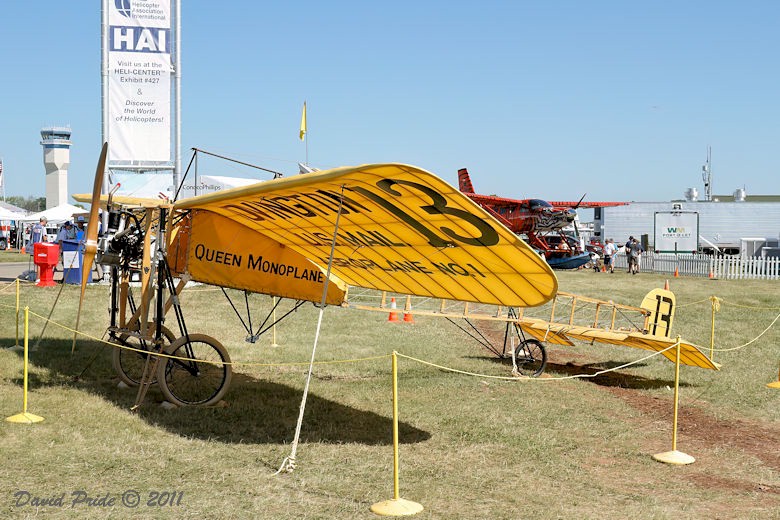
30;217;47;251
32;217;47;243
625;236;634;273
603;238;617;273
628;237;643;275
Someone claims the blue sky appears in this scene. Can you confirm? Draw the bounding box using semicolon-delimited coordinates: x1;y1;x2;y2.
1;1;778;205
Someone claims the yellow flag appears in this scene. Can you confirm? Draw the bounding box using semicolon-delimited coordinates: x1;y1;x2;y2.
299;102;307;141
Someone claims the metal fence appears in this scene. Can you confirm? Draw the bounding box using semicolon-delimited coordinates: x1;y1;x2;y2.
612;253;780;280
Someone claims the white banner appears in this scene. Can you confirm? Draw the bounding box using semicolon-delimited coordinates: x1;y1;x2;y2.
106;0;172;162
654;211;699;253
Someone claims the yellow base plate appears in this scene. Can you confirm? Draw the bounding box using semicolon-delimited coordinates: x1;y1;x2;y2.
767;381;780;389
652;450;695;465
6;412;45;424
370;498;424;517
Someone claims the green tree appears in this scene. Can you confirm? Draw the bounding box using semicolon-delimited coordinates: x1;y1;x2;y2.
5;196;46;212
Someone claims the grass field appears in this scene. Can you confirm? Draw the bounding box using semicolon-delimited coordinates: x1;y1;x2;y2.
0;250;30;263
1;270;779;519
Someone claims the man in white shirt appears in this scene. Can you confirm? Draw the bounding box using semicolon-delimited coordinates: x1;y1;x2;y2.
603;238;617;273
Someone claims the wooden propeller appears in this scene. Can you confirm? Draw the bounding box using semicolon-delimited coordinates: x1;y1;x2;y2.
72;142;107;352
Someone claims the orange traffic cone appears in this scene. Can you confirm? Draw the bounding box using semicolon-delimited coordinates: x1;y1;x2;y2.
673;267;679;278
403;302;415;324
664;279;670;290
708;268;715;279
388;297;400;322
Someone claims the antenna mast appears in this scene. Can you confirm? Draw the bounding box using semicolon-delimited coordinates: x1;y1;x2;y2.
701;146;712;201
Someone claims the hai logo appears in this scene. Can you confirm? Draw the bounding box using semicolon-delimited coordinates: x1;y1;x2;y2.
110;26;170;53
114;0;132;18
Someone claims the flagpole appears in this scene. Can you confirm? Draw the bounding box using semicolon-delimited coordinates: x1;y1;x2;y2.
300;101;308;166
0;157;5;201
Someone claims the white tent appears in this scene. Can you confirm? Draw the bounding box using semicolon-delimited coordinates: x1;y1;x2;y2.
22;203;85;224
0;208;27;220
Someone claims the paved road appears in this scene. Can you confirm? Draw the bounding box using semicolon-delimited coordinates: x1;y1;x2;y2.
0;261;66;283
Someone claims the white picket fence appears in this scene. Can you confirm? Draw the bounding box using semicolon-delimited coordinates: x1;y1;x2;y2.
612;253;780;280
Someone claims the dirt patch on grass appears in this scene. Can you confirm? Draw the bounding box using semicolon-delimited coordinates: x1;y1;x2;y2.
474;327;779;497
604;383;780;468
535;346;780;500
552;348;780;501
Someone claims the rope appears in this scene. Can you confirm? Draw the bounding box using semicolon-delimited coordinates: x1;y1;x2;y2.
276;186;346;475
26;309;389;368
396;342;677;382
676;298;713;308
719;299;780;310
710;308;780;353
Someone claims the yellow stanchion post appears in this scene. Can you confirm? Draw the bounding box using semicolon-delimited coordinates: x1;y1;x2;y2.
767;363;780;389
652;336;694;465
708;296;721;363
370;351;423;517
8;279;23;352
15;279;20;346
6;307;45;424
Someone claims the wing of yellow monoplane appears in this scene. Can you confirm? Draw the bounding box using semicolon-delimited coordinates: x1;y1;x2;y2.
515;287;718;370
516;320;718;369
173;163;558;307
72;193;172;209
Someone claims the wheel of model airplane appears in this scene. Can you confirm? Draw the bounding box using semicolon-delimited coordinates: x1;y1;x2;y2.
514;339;547;377
111;325;177;387
156;333;232;407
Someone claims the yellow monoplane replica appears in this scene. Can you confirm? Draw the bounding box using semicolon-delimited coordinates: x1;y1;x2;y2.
74;144;561;407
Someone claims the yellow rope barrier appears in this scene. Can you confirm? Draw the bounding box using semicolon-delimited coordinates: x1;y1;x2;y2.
675;298;713;308
709;309;780;353
25;309;391;369
396;343;677;383
719;299;780;310
16;303;678;381
6;284;776;375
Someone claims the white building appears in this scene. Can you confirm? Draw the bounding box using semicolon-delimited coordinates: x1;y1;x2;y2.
594;192;780;256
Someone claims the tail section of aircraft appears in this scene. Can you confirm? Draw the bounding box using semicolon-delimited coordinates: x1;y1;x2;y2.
458;168;475;194
640;288;676;337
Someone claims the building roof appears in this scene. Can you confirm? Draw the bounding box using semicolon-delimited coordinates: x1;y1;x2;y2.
670;194;780;203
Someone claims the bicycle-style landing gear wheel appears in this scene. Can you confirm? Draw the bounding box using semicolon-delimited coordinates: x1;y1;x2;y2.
514;339;547;377
112;325;176;387
156;333;232;407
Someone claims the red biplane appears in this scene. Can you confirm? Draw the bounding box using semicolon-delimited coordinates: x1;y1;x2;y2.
457;168;626;269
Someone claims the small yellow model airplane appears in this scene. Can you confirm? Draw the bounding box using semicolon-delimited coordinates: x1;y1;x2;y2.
348;285;718;377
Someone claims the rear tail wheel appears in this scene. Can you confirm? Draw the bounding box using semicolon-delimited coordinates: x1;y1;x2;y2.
156;333;232;407
514;339;547;377
112;325;176;387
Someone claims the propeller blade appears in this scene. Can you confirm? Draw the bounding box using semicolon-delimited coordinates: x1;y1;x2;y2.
573;193;587;210
72;142;107;352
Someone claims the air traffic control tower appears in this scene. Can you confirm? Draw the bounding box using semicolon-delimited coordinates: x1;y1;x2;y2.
40;126;71;209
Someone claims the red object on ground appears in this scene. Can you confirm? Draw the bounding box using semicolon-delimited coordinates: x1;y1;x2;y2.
34;242;59;287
